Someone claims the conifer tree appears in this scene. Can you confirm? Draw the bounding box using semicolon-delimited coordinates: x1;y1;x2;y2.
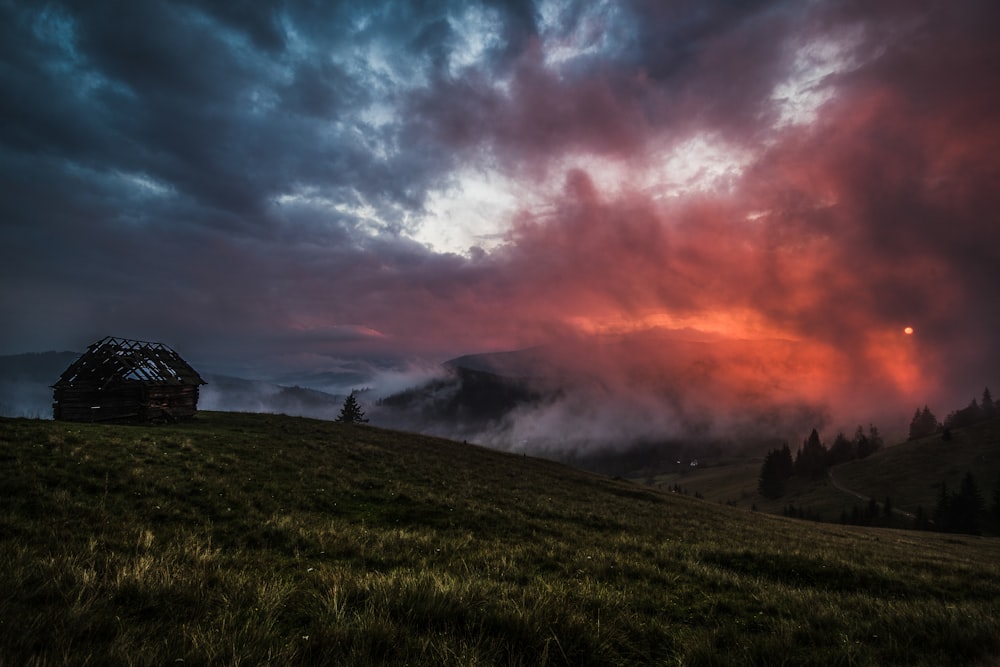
758;444;794;499
866;424;883;455
955;472;984;535
935;474;985;535
828;431;855;466
944;399;982;430
983;387;996;418
336;392;369;424
795;429;828;478
909;406;939;439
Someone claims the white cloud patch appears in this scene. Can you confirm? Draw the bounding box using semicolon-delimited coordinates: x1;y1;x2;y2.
411;165;529;254
538;0;633;70
446;5;504;74
771;28;866;128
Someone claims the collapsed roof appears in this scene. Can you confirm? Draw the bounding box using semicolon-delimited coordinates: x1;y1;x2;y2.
53;336;206;389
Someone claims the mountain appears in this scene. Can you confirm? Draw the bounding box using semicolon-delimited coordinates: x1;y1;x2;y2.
375;332;835;474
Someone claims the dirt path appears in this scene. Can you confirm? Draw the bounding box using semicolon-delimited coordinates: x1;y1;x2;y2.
827;468;916;519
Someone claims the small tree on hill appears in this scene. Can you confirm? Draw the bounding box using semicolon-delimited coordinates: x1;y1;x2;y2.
336;392;368;424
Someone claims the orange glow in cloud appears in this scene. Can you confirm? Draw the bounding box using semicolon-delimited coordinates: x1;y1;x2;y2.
566;308;797;341
858;330;925;398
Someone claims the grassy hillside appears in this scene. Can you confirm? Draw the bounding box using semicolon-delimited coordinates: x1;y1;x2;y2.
835;419;1000;515
646;419;1000;528
2;413;1000;666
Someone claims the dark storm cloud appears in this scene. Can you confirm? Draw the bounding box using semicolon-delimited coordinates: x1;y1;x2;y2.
406;0;798;176
0;0;467;358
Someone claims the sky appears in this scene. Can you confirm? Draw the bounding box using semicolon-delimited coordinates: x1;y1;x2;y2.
2;0;999;437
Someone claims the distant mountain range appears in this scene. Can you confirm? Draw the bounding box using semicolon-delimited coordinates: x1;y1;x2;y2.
372;333;838;475
1;331;902;477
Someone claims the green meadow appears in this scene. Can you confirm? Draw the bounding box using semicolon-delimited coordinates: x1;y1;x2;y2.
2;412;999;665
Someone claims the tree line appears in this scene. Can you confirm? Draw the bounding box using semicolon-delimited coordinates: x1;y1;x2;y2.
767;472;1000;535
909;387;996;440
757;380;1000;535
758;425;883;499
932;472;999;535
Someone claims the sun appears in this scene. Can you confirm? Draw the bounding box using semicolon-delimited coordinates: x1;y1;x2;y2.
903;326;914;335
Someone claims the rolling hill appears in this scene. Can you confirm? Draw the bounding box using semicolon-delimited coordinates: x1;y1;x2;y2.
834;418;1000;516
640;418;1000;534
2;412;999;665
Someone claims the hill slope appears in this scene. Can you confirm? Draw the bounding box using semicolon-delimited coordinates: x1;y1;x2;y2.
834;418;1000;515
2;413;999;665
648;419;1000;531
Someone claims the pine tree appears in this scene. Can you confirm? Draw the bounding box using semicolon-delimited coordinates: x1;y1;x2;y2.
336;392;369;424
795;429;828;478
908;408;922;439
935;475;985;535
954;473;984;535
983;387;996;419
867;424;883;455
944;399;982;430
909;406;939;439
828;431;855;466
758;445;794;499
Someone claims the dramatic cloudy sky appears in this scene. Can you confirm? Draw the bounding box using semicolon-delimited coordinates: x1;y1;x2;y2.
2;0;998;428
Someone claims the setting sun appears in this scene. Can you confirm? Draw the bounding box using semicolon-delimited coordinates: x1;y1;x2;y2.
904;326;914;335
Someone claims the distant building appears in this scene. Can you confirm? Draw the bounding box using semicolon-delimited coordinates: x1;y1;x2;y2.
52;336;206;423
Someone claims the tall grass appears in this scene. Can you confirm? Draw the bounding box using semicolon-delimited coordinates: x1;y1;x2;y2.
1;413;999;665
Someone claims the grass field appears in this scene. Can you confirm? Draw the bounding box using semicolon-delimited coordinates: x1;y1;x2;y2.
2;412;1000;665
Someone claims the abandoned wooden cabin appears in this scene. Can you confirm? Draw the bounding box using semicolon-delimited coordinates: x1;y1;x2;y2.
52;336;207;423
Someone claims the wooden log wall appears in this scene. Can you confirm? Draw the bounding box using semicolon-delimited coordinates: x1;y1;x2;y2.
53;385;200;423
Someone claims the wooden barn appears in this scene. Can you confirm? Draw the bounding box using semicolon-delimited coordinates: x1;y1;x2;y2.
52;336;206;423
